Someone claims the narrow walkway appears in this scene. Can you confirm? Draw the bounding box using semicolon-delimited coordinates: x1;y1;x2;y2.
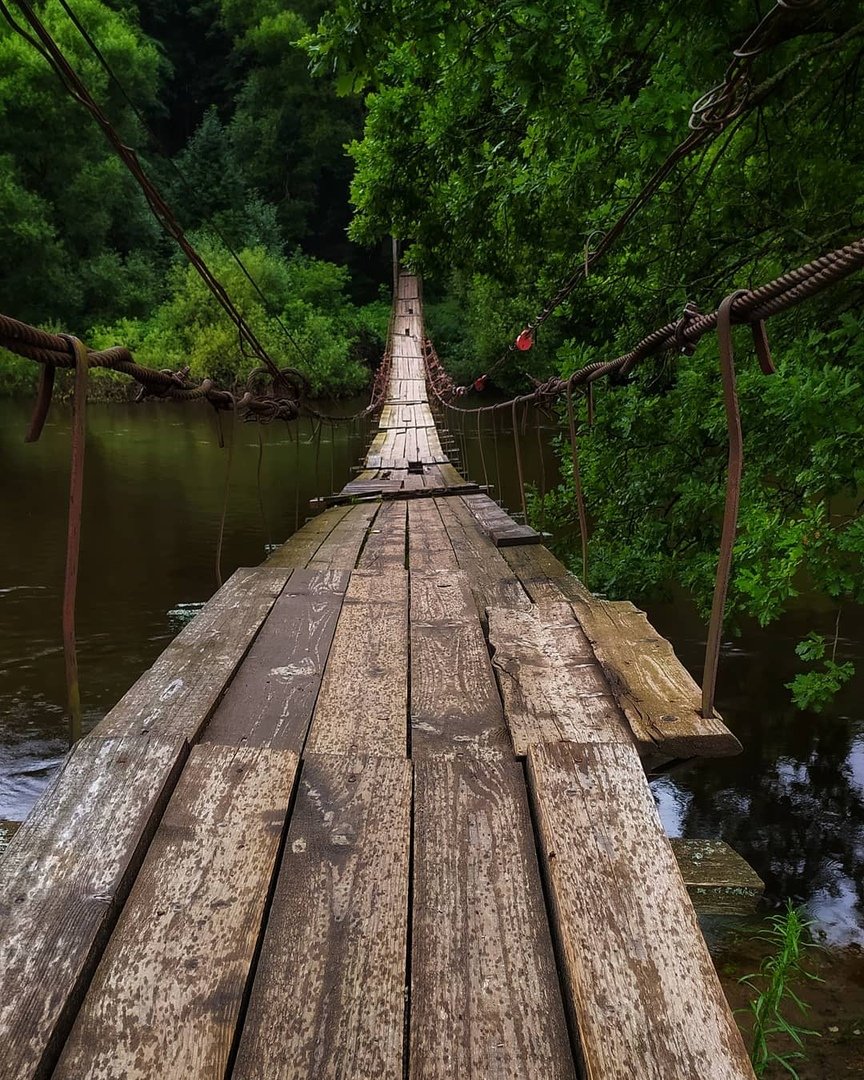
0;273;756;1079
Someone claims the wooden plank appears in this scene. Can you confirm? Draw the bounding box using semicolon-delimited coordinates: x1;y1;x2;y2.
461;493;540;546
308;502;378;570
499;542;592;604
570;598;743;762
202;569;348;752
306;569;408;756
266;505;353;568
411;757;575;1080
53;744;299;1080
95;567;290;740
410;571;509;758
436;497;531;617
437;461;466;487
671;839;764;915
0;734;187;1080
407;499;458;570
527;740;755;1080
501;546;742;763
488;603;631;755
358;500;407;569
232;753;412;1080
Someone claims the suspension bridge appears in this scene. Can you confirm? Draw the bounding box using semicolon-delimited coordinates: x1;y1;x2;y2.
0;267;770;1080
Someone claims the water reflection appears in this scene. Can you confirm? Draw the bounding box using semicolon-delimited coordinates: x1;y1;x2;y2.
648;598;864;945
0;397;368;823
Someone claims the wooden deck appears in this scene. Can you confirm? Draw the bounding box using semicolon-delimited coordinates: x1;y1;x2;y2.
0;273;757;1079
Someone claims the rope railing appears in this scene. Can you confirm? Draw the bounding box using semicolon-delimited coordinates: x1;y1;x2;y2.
424;230;864;721
426;232;864;416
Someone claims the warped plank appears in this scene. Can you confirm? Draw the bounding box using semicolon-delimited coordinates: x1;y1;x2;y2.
266;505;353;568
411;757;575;1080
306;569;408;756
500;546;741;764
570;598;742;762
308;502;377;570
95;567;290;740
407;499;458;570
461;493;540;546
411;570;508;757
232;753;411;1080
0;734;187;1080
358;500;407;569
488;603;631;755
528;740;755;1080
54;744;299;1080
202;569;348;751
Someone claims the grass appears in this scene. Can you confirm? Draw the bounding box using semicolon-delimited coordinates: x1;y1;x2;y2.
739;902;821;1077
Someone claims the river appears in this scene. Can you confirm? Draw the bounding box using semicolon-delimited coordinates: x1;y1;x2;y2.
1;397;863;1075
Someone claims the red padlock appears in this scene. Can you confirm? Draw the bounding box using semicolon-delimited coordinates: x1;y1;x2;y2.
515;330;533;351
473;374;488;392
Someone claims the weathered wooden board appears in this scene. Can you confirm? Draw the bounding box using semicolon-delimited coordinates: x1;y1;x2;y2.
411;757;575;1080
411;571;509;757
436;497;531;617
671;839;764;914
527;740;755;1080
202;569;348;752
489;603;631;754
436;461;469;487
307;503;378;571
0;734;187;1080
306;569;409;756
95;567;289;740
232;753;411;1080
501;545;742;764
53;744;299;1080
358;500;407;569
570;598;742;762
407;499;458;571
267;505;353;568
499;543;592;604
461;493;541;546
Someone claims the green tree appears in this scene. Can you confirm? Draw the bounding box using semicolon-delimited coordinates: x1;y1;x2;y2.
0;0;166;324
306;0;864;701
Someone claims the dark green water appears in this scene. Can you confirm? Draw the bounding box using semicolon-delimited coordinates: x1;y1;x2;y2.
2;398;864;957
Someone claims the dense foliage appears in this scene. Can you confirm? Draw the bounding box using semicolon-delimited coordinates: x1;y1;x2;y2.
306;0;864;701
0;0;387;396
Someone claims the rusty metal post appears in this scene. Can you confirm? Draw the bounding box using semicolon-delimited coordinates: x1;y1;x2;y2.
512;399;528;522
536;410;546;532
24;362;56;443
477;408;489;490
60;335;89;743
492;407;502;498
701;292;746;719
566;379;590;586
